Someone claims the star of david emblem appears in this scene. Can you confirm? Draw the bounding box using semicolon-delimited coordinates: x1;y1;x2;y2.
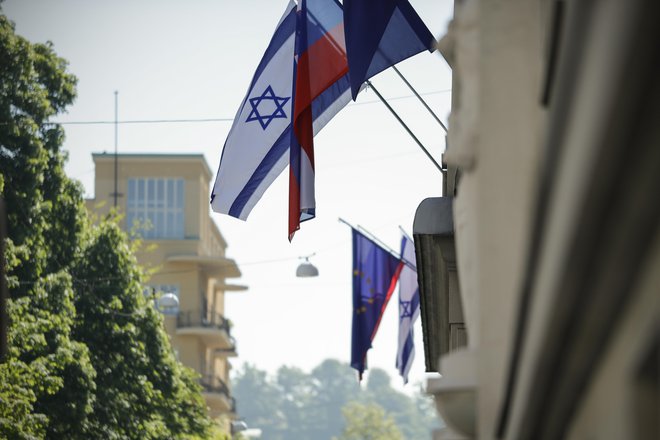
400;300;413;319
245;85;290;130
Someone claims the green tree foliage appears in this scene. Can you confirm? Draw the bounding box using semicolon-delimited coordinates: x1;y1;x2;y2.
232;360;439;440
363;369;438;440
0;10;95;438
333;402;403;440
276;365;316;438
0;11;212;439
71;221;212;439
310;359;362;437
232;364;287;439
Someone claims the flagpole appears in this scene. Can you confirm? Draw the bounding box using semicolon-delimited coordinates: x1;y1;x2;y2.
338;218;416;270
356;225;416;271
366;80;443;173
113;90;119;208
398;225;414;242
391;65;448;133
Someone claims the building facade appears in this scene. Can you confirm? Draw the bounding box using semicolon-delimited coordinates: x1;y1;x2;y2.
417;0;659;439
87;153;245;433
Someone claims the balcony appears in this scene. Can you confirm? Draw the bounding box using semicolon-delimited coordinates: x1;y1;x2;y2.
177;310;233;349
215;336;238;358
199;375;236;415
167;254;241;278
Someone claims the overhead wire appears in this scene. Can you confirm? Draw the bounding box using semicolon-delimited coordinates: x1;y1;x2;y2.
6;84;445;288
36;88;450;126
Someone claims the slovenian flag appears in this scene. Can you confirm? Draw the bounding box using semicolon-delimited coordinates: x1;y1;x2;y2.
289;0;350;240
211;0;351;228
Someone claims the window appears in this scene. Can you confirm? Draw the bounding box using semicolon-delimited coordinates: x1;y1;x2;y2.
127;178;184;239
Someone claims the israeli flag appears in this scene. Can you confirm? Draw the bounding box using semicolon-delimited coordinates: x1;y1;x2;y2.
212;0;352;222
396;234;420;384
211;1;296;219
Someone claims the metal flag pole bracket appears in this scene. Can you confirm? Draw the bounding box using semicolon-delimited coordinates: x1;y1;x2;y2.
391;65;448;133
338;218;416;270
366;80;443;173
398;225;414;243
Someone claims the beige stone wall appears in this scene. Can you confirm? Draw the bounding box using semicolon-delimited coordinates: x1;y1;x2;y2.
432;1;658;439
439;0;545;435
566;229;659;440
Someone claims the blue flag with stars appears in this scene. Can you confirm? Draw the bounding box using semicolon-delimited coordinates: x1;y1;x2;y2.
351;228;403;379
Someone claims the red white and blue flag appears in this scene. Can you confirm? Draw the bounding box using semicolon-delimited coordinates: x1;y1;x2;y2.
289;0;350;240
211;0;351;231
396;233;420;384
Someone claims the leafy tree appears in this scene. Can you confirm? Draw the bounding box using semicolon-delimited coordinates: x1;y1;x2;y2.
0;10;213;439
334;402;403;440
308;359;361;439
0;10;95;438
275;365;316;439
233;363;286;440
232;360;439;440
71;220;212;439
363;368;439;440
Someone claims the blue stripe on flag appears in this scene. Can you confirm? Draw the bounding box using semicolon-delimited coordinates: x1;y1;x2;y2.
400;333;414;368
246;8;297;93
228;126;291;218
410;287;420;314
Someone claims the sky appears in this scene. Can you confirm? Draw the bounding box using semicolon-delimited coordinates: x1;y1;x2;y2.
3;0;453;393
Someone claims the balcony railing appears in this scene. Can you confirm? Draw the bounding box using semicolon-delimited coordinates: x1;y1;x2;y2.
215;336;238;356
177;310;231;334
176;310;234;349
199;374;236;414
199;374;230;396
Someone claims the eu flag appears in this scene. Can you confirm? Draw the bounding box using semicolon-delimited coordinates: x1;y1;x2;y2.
343;0;436;100
351;229;403;379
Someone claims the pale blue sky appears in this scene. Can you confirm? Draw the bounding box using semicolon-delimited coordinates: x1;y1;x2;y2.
4;0;453;391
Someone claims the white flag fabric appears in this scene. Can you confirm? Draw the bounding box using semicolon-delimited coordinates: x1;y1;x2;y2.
396;234;420;384
211;1;296;219
211;0;352;222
